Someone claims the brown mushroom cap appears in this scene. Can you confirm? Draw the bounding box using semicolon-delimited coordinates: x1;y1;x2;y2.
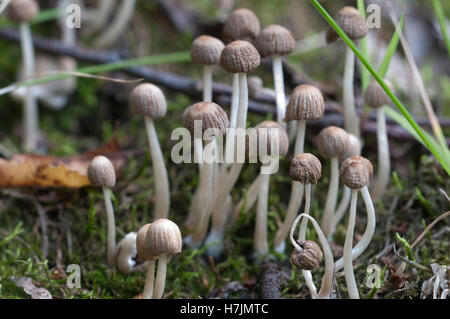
182;102;229;137
340;156;373;189
291;240;323;270
289;153;322;185
144;219;182;257
129;83;167;118
190;35;225;66
285;84;325;122
220;40;261;74
365;79;393;108
338;133;361;163
317;126;350;159
256;25;296;58
327;6;368;42
223;8;261;41
87;156;116;188
7;0;40;23
253;121;289;157
136;223;157;261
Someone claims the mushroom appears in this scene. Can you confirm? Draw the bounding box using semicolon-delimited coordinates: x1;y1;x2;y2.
255;25;295;129
144;219;182;299
115;231;137;275
340;156;375;299
328;6;368;139
182;102;229;248
365;79;394;199
7;0;40;152
252;121;289;256
274;85;325;252
316;126;349;237
87;155;117;266
136;223;156;299
130;83;170;220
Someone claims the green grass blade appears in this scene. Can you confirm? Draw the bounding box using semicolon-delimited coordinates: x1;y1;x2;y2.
432;0;450;56
0;8;60;27
309;0;450;175
357;0;370;92
378;13;404;78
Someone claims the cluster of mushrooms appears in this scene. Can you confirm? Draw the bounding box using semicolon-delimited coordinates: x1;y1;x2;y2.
7;1;397;299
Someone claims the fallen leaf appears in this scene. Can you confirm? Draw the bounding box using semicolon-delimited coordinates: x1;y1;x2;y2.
383;257;408;290
11;276;53;299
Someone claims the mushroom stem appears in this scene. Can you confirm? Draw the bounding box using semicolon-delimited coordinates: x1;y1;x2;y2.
254;171;270;255
343;189;359;299
372;107;390;199
152;254;168;299
102;186;116;267
142;260;155;299
19;22;38;152
343;47;360;139
232;174;261;223
203;65;213;102
298;184;312;241
236;73;248;129
83;0;116;37
205;195;232;257
321;157;339;236
194;137;204;169
272;55;287;129
229;73;240;129
294;120;306;156
144;116;170;219
334;185;375;272
327;185;351;240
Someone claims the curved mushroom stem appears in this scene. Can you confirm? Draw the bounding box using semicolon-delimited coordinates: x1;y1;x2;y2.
343;46;360;139
102;187;116;267
254;171;270;256
230;73;240;129
152;254;168;299
144;116;170;219
142;260;155;299
203;65;213;102
321;157;339;236
20;22;38;152
372;108;390;199
272;55;287;130
328;185;351;240
343;189;359;299
236;73;248;129
334;185;376;272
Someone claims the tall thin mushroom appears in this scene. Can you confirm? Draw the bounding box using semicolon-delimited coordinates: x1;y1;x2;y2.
130;83;170;220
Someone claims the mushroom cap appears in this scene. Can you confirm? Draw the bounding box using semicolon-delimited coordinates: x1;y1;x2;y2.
129;83;167;118
285;84;325;122
136;223;157;261
248;76;264;99
330;6;368;41
256;24;296;58
253;121;289;157
144;219;182;257
182;102;229;137
87;155;116;188
190;35;225;65
325;27;340;43
289;153;322;185
7;0;40;23
223;8;261;40
220;40;261;74
340;155;373;189
338;133;361;163
291;240;323;270
316;126;350;159
365;79;393;108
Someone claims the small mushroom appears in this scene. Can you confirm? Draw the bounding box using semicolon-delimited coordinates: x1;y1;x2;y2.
291;240;323;270
115;231;137;275
136;223;156;299
130;83;170;220
87;155;117;266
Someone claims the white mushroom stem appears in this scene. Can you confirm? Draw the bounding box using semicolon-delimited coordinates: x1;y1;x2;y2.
194;137;203;170
236;73;248;129
144;116;170;219
230;73;240;129
59;0;76;45
254;171;270;255
343;47;360;139
321;157;339;236
272;55;287;130
232;174;261;223
205;195;232;257
298;184;312;241
343;189;359;299
83;0;116;37
372;107;390;199
290;214;335;299
19;22;38;152
327;185;351;240
142;260;155;299
334;186;375;272
203;65;213;102
294;120;306;156
152;254;168;299
102;187;116;267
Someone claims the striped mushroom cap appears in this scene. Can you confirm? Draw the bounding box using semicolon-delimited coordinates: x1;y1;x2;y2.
339;133;361;163
144;219;182;257
365;79;393;108
87;156;116;188
289;153;322;185
340;156;373;189
253;121;289;157
256;25;295;58
190;35;225;65
223;8;260;40
329;6;368;41
220;40;261;74
130;83;167;118
7;0;40;23
136;223;157;261
317;126;350;159
285;84;325;122
291;240;323;270
182;102;229;137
